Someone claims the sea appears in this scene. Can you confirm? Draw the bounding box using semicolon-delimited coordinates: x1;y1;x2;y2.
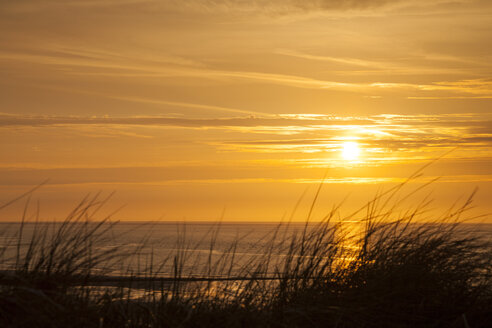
1;221;491;279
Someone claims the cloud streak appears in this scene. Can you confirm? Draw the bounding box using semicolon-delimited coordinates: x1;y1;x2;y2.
1;0;464;15
0;114;374;128
3;45;492;98
1;113;490;132
2;113;490;161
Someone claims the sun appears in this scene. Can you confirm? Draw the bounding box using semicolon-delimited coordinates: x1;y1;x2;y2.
341;141;360;161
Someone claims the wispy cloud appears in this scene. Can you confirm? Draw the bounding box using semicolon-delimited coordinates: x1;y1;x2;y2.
2;113;490;159
106;96;267;116
0;114;374;128
276;49;491;77
1;0;466;15
276;49;387;68
2;162;491;187
3;44;492;100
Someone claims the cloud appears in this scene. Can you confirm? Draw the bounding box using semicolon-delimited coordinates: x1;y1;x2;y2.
275;49;490;77
106;96;267;116
0;0;448;14
1;164;491;187
3;44;492;99
1;113;490;136
1;112;490;191
161;0;477;17
0;114;374;128
1;114;490;174
215;136;492;154
206;114;492;153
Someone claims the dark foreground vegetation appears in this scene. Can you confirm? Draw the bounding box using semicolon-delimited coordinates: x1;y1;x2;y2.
0;179;491;328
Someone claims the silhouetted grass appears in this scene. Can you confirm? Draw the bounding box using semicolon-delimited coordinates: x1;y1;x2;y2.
0;177;490;327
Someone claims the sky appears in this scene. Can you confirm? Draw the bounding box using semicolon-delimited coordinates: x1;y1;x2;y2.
0;0;491;221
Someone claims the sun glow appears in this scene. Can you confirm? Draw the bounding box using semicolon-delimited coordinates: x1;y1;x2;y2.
342;141;361;161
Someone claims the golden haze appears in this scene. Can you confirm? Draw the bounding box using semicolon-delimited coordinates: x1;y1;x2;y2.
0;0;491;221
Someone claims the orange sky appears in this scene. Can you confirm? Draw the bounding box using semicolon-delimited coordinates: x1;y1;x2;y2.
1;0;491;221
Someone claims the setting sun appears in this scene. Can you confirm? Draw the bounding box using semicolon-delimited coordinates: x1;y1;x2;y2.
342;142;361;161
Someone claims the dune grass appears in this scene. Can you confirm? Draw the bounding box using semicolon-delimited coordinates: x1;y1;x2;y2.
0;178;491;327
